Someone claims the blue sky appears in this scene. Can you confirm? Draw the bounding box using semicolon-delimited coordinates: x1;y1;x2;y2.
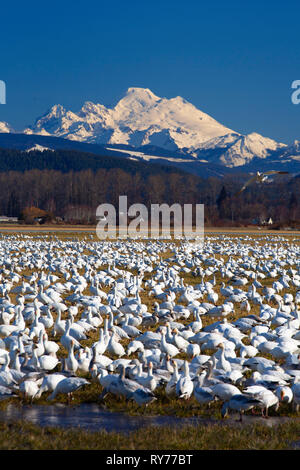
0;0;299;143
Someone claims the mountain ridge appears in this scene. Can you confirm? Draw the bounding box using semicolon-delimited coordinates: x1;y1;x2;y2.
0;132;297;178
0;87;298;170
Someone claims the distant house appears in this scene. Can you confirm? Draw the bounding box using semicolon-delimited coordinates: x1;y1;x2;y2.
0;215;18;223
260;217;273;226
34;217;44;224
252;216;273;226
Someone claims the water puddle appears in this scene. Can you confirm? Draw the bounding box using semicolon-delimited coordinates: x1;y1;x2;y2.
0;403;293;433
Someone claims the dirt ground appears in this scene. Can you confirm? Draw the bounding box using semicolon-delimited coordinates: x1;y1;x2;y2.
0;224;299;235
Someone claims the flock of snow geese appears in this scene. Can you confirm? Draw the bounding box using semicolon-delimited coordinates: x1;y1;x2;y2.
0;232;299;422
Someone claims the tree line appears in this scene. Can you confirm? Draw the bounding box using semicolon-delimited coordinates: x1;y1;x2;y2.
0;148;298;226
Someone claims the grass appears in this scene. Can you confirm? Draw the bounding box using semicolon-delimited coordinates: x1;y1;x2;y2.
0;419;298;450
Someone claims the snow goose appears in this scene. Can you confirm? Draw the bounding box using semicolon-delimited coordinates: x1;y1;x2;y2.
76;348;92;374
128;360;147;381
106;333;126;358
0;309;25;338
291;379;300;412
213;343;232;373
38;306;54;330
35;373;66;399
60;319;82;351
187;308;203;333
0;353;18;388
47;377;90;403
93;328;109;356
165;360;180;398
205;303;233;321
82;306;103;328
42;332;59;357
67;314;88;342
131;387;157;406
275;385;293;404
114;364;149;400
89;350;113;373
39;354;60;372
175;360;193;399
186;343;201;359
160;330;179;358
65;339;79;374
239;344;259;359
221;394;263;421
19;379;40;403
245;387;279;418
193;371;216;407
207;289;218;305
127;340;145;356
138;348;162;369
172;328;189;353
135;362;158;392
107;312;130;340
25;344;41;372
120;314;141;338
139;330;162;349
211;382;242;402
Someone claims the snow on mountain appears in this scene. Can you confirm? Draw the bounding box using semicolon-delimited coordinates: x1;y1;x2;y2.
275;139;300;162
0;121;14;133
24;104;81;138
195;132;287;167
23;87;235;151
25;144;54;153
1;87;293;168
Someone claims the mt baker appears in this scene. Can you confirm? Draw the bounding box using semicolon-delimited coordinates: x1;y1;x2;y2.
0;87;298;169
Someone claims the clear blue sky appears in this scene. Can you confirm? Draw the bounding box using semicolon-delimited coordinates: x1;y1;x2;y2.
0;0;300;144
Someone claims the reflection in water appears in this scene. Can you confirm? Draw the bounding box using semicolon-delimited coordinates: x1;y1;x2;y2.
0;404;202;433
0;403;290;433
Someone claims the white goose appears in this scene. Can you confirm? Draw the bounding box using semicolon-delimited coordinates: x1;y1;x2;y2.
43;332;60;357
172;328;189;353
47;377;90;403
60;319;82;351
175;360;193;399
194;371;216;407
136;361;158;392
65;339;79;374
93;328;109;356
245;387;279;418
39;354;60;372
211;382;242;402
221;394;263;421
19;379;41;402
165;360;180;397
160;330;179;358
106;333;126;358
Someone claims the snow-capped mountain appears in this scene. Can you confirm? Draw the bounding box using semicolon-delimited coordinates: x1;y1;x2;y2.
193;132;287;167
25;144;54;153
24;87;235;151
275;140;300;163
0;87;294;168
0;121;14;133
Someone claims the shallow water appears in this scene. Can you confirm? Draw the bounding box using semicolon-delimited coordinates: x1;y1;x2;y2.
0;403;292;433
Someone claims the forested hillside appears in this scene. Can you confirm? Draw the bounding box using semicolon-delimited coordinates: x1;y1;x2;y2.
0;147;298;226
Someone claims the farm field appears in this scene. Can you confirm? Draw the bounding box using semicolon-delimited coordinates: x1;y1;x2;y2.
0;229;299;450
